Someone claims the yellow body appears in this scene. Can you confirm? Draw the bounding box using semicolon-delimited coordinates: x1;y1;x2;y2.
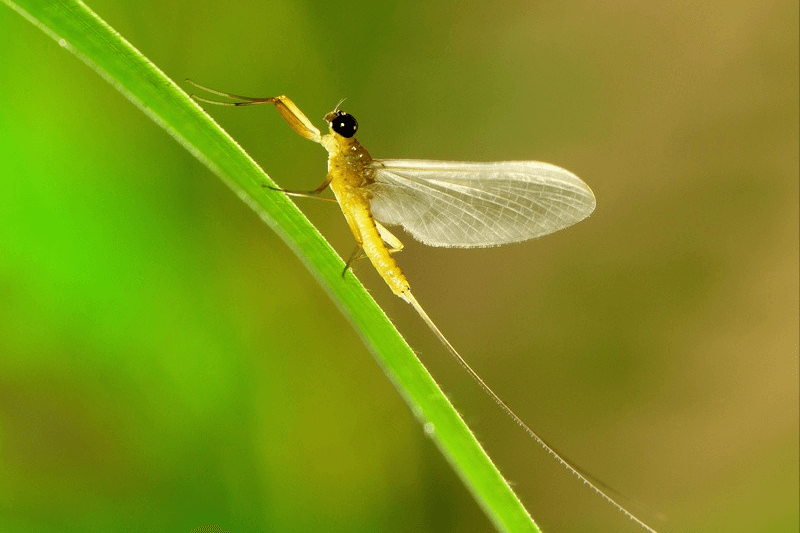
322;132;411;299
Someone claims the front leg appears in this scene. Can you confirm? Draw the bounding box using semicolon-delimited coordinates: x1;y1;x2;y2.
186;80;323;143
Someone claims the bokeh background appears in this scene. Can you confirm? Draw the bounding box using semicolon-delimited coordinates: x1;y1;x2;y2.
1;1;797;532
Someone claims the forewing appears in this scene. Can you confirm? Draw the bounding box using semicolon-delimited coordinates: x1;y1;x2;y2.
366;159;596;248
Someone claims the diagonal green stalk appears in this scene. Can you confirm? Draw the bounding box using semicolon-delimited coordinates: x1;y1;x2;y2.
2;1;540;531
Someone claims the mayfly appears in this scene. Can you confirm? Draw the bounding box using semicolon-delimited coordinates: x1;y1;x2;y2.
187;80;660;533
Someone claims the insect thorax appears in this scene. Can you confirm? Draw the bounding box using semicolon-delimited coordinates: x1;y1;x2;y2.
327;136;375;189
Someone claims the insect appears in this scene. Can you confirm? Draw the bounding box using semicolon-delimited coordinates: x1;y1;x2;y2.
187;80;660;533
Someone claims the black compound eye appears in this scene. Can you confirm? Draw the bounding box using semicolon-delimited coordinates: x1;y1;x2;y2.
330;112;358;138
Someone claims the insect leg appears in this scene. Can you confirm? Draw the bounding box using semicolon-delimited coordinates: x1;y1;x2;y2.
342;245;366;277
266;95;323;143
262;184;337;202
375;221;404;254
186;80;322;142
262;170;335;199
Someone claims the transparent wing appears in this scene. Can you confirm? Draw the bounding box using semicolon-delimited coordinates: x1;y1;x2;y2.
366;159;596;248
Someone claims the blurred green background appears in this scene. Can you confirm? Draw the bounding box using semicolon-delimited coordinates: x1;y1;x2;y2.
1;0;797;532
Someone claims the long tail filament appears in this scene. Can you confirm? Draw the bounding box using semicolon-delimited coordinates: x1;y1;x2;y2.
402;290;661;533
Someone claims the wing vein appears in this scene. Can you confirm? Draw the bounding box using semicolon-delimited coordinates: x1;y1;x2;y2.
366;160;596;248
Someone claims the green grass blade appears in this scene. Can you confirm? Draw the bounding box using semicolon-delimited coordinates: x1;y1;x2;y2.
2;1;540;531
